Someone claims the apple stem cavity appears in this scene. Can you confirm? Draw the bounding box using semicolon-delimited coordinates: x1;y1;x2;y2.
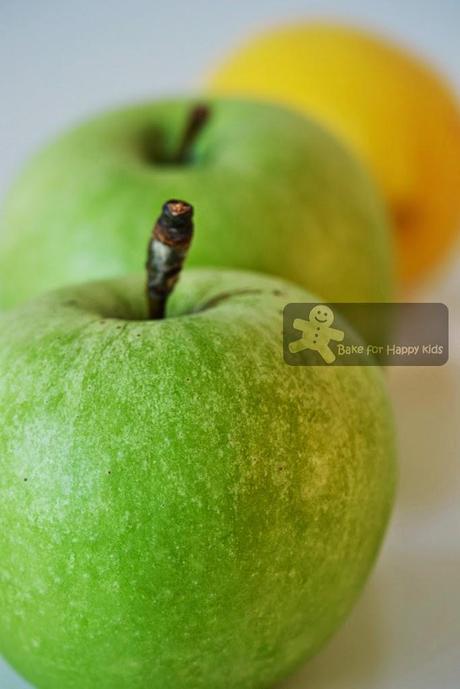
172;104;210;164
146;200;194;320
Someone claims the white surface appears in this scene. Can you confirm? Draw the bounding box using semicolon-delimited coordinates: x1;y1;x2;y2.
1;1;460;688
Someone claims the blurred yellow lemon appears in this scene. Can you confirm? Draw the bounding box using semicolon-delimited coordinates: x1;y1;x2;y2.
207;22;460;285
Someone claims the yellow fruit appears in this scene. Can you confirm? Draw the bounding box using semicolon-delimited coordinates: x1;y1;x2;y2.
207;22;460;285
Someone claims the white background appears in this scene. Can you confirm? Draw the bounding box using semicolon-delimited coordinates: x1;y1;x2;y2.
1;1;459;688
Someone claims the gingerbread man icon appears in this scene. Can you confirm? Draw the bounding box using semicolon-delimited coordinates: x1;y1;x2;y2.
289;305;344;364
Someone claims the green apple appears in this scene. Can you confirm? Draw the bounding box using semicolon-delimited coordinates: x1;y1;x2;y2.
0;267;395;689
0;98;394;322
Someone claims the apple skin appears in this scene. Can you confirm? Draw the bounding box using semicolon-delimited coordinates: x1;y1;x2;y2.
0;98;393;315
0;268;396;689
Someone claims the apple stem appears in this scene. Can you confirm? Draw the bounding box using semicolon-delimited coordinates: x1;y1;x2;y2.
172;104;210;164
146;200;194;319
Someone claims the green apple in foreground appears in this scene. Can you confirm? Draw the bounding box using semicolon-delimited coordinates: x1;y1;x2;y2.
0;98;393;322
0;268;395;689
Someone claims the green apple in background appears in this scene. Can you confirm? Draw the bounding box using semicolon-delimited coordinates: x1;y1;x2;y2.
0;98;393;331
0;263;395;687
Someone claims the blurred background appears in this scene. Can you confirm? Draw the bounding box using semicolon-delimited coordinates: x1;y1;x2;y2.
1;1;459;687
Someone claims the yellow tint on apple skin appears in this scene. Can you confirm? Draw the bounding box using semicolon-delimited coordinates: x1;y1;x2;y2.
207;22;460;286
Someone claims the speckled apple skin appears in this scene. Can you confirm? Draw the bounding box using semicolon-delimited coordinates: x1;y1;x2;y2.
0;98;393;313
0;269;396;689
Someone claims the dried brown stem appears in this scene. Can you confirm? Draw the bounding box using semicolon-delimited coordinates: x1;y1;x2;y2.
146;200;194;319
172;104;210;164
